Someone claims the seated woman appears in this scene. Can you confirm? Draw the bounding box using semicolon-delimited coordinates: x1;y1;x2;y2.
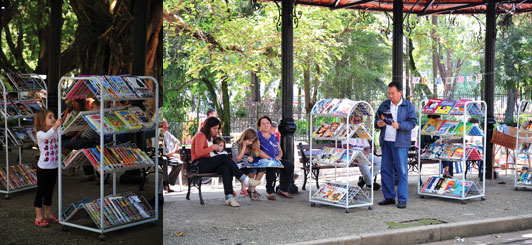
191;117;260;207
232;128;264;200
256;116;295;201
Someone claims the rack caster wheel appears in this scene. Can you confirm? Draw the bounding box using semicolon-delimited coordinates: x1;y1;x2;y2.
515;187;519;191
62;226;68;232
151;222;156;227
420;195;425;199
368;206;373;210
99;234;105;241
481;197;485;201
345;209;350;213
461;200;466;205
310;203;316;207
4;195;9;200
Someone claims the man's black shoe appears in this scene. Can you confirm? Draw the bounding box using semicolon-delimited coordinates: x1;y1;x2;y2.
378;199;396;205
372;182;381;191
357;176;365;188
397;201;407;209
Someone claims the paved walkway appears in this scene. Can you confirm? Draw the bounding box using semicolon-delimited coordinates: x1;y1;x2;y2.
163;165;532;244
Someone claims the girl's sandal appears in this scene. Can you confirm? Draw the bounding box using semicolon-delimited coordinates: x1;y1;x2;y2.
240;189;249;196
34;219;49;227
45;216;59;224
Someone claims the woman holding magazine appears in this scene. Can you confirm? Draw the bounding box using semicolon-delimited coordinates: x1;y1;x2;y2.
232;128;264;200
257;116;295;200
191;117;260;207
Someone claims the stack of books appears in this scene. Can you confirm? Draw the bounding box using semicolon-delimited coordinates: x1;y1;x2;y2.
65;192;153;229
311;99;359;116
421;143;483;161
420;176;477;197
63;76;154;101
63;146;154;172
0;73;46;91
0;164;37;190
422;98;483;116
313;123;370;139
62;108;147;135
312;147;370;166
311;183;369;204
421;119;483;137
517;167;532;185
0;127;36;146
0;99;43;118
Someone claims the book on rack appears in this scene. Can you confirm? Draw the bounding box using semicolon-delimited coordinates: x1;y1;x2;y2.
63;197;90;221
423;99;442;114
435;120;459;136
322;99;341;114
0;101;22;117
0;74;16;92
467;103;483;116
450;146;464;160
330;99;356;116
313;123;330;137
107;76;136;98
11;127;34;144
434;99;457;114
337;125;356;138
355;124;371;139
465;146;483;160
353;150;371;166
421;118;444;135
0;164;37;190
128;107;153;127
518;167;531;184
453;122;469;137
81;192;153;229
123;76;154;98
22;100;43;113
311;99;328;114
63;146;154;172
311;184;348;203
354;103;371;116
104;113;128;133
13;100;33;117
6;74;29;91
328;148;345;164
468;125;483;136
449;99;472;115
114;110;143;131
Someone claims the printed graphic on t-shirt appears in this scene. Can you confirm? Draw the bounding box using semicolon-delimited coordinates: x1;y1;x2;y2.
42;137;58;162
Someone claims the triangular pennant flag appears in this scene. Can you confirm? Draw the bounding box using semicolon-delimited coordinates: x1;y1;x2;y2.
457;76;464;83
445;77;453;84
421;77;429;85
465;75;473;83
412;77;420;84
476;74;482;83
435;77;443;84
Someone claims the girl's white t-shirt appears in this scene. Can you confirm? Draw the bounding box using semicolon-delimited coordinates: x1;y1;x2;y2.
37;128;59;169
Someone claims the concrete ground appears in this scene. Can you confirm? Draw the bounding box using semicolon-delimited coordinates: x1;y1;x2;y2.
164;163;532;245
0;147;163;244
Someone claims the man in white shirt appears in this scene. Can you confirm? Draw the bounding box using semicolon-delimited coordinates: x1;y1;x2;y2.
375;82;417;209
162;120;182;193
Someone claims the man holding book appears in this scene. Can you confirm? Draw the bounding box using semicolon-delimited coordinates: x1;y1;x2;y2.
375;82;417;209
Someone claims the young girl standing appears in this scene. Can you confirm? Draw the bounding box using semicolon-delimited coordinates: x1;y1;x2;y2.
34;110;62;227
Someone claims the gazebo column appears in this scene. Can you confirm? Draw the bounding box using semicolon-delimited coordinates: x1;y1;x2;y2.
48;0;62;113
484;0;496;179
392;0;403;86
279;0;297;164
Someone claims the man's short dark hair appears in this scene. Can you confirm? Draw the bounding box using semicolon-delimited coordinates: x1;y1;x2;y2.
206;109;215;117
388;82;403;91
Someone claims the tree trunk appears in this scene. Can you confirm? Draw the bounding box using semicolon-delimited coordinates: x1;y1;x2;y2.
221;76;231;136
431;15;438;96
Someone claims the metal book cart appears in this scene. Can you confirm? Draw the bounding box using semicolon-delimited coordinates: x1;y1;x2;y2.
417;99;487;204
308;99;374;212
514;99;532;190
57;76;159;240
0;74;48;198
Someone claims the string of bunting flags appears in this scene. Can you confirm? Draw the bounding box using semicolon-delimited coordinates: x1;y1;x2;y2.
409;74;483;85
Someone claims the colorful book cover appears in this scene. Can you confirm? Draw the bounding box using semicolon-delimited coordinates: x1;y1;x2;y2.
436;120;459;136
13;101;33;116
114;110;142;130
22;100;43;113
467;103;484;116
124;77;154;98
422;99;442;114
104;113;128;132
453;122;466;137
434;99;457;115
313;123;329;137
323;99;340;114
421;118;444;135
355;124;371;139
83;114;113;134
11;127;33;144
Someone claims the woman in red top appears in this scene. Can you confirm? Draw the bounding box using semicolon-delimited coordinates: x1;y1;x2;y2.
191;117;260;207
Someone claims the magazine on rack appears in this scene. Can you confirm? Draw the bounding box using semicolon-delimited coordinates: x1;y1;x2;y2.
449;99;472;115
423;99;442;114
434;99;457;114
311;184;348;203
